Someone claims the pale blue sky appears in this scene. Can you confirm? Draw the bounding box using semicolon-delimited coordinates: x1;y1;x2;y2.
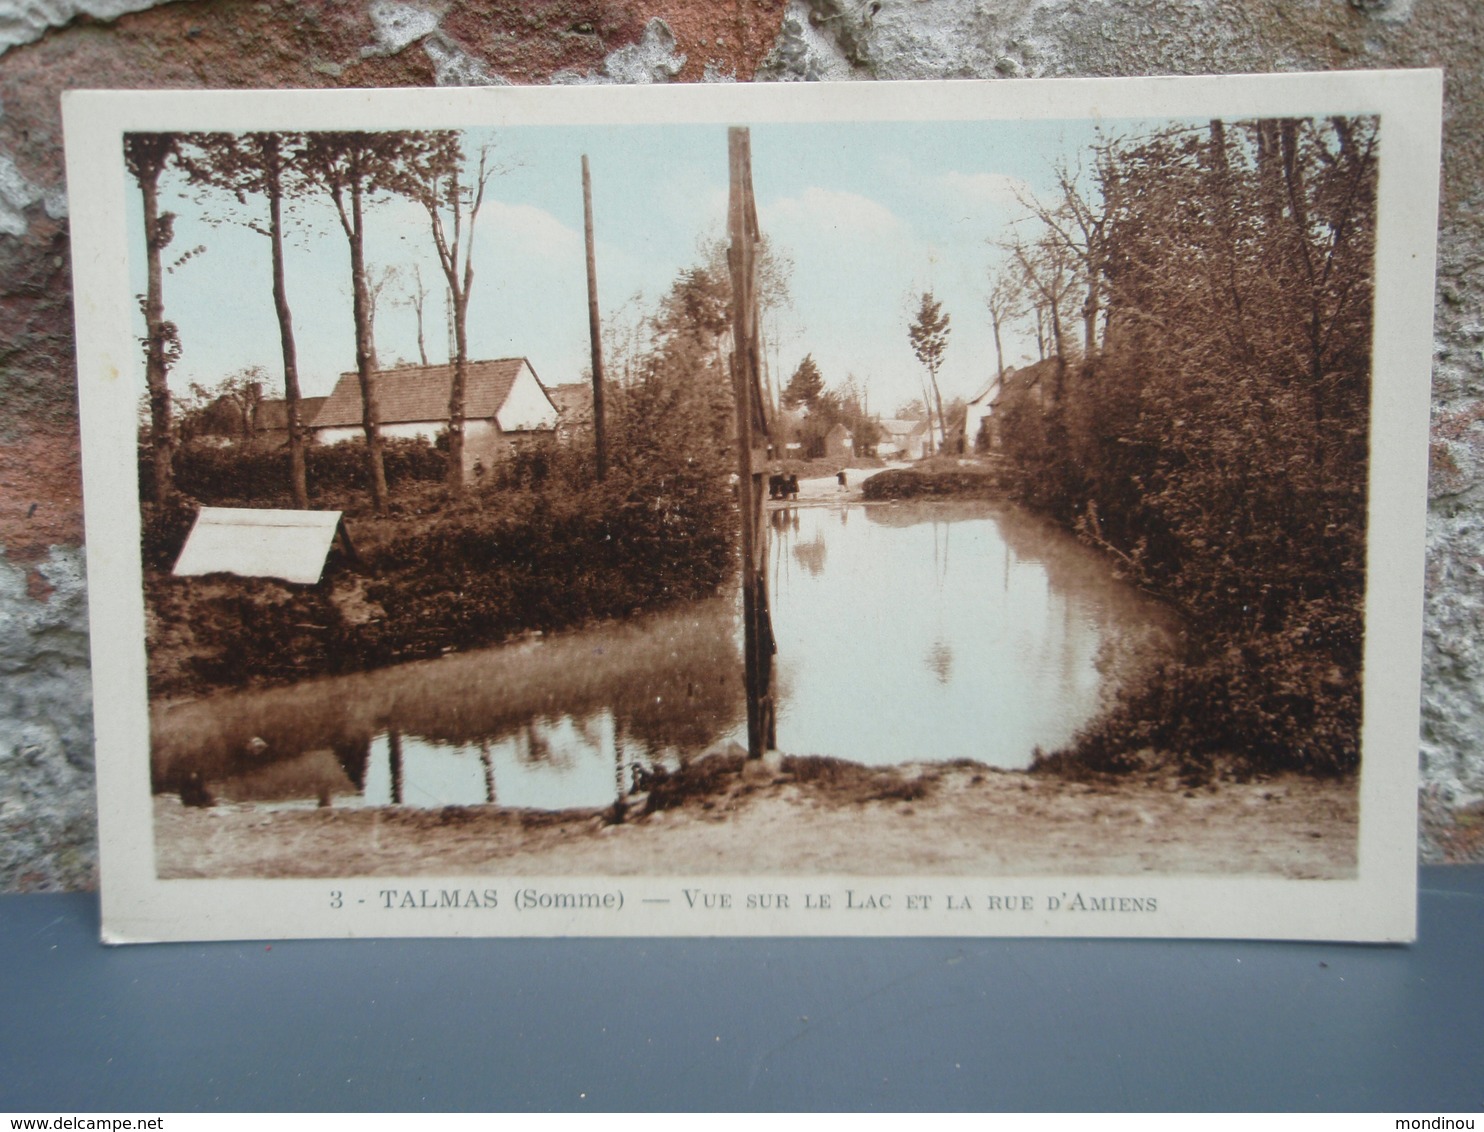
127;116;1180;416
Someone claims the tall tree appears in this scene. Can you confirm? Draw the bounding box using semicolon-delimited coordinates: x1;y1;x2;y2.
907;291;951;454
300;131;444;514
1006;230;1077;399
754;239;795;415
985;265;1026;379
125;132;181;505
701;234;794;413
781;353;825;410
363;263;403;372
178;132;312;507
1018;164;1108;359
185;366;268;443
401;263;432;367
404;135;492;493
611;264;734;474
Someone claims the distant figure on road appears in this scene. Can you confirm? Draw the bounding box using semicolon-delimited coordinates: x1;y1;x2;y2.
836;470;848;491
787;474;800;500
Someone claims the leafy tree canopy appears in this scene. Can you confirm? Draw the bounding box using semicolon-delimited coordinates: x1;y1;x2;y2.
907;291;951;377
782;353;825;410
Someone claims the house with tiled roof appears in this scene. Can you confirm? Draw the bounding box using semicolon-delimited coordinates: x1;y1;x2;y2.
822;422;854;460
981;359;1056;450
254;396;327;447
877;417;931;461
964;374;1001;453
545;381;594;441
311;358;558;476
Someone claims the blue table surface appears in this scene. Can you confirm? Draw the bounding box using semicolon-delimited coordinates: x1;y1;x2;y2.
1;867;1480;1112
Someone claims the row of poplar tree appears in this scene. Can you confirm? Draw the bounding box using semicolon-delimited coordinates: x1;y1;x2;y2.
126;130;492;515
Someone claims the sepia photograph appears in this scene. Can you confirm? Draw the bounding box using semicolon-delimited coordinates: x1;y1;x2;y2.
66;74;1438;940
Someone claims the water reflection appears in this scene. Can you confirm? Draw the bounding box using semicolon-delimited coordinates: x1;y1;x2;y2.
153;500;1178;811
794;531;827;576
763;501;1178;769
153;598;746;812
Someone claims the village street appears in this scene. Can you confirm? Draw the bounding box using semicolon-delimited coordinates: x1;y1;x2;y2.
768;462;911;507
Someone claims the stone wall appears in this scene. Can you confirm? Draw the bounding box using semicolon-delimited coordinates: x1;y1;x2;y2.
2;0;1480;890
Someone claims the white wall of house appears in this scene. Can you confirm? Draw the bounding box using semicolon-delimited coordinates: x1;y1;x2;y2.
965;401;993;451
462;418;506;475
497;366;559;432
314;364;556;477
316;421;440;446
885;429;930;460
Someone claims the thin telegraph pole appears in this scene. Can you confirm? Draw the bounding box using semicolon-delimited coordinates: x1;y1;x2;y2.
727;127;777;760
582;155;609;481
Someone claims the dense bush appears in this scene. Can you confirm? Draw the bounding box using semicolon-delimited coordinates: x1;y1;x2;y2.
141;259;747;696
1008;118;1375;778
1036;598;1361;780
861;467;1006;501
367;447;736;661
157;436;447;507
139;491;202;572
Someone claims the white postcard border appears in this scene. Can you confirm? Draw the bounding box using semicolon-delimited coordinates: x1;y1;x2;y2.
63;71;1441;943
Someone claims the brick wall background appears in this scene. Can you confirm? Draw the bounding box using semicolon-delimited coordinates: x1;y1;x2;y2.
3;0;1480;890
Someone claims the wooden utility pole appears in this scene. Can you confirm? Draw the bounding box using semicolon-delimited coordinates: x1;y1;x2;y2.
582;155;609;481
727;127;777;760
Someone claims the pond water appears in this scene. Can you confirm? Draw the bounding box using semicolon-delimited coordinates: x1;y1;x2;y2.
153;500;1178;812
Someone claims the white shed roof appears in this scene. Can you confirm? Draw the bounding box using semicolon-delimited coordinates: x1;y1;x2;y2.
173;507;344;586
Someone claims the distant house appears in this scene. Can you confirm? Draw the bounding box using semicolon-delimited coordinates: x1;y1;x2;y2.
964;374;1001;453
982;360;1055;450
312;358;558;476
185;392;256;446
254;396;327;448
767;407;805;461
877;418;931;461
546;382;594;442
822;422;854;460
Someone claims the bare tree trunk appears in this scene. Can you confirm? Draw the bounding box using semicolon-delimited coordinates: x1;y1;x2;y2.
348;179;389;514
411;266;429;367
1048;300;1068;402
268;157;309;509
929;368;947;455
918;375;939;457
446;296;468;492
582;155;608;481
140;170;174;505
1082;261;1101;358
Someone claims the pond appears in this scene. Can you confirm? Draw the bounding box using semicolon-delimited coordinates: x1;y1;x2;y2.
152;500;1179;812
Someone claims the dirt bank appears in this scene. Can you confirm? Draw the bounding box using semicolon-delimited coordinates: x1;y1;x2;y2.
155;758;1358;880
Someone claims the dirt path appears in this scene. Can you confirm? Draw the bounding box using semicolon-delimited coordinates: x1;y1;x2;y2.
155;762;1358;880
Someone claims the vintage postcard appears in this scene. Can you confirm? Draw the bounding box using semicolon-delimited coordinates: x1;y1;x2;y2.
64;72;1440;942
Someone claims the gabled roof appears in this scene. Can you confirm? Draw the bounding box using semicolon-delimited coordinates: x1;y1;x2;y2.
255;396;326;432
547;382;593;423
879;418;929;439
967;374;1001;406
312;358;535;429
990;359;1057;406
